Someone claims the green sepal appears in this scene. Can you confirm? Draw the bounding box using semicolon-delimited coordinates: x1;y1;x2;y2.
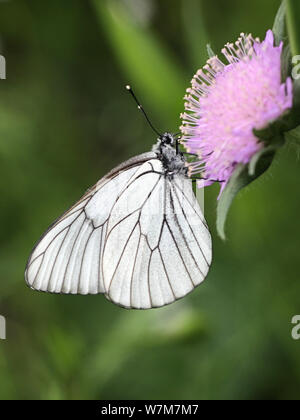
272;0;287;46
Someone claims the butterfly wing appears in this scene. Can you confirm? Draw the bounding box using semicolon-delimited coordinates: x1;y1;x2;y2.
102;158;212;309
25;152;212;308
25;152;157;294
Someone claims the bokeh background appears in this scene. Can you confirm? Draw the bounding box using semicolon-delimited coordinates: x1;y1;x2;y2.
0;0;299;400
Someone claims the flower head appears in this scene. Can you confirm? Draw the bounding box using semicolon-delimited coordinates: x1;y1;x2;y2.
180;30;293;194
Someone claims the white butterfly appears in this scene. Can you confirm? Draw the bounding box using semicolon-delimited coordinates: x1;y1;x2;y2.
25;86;212;309
25;132;212;309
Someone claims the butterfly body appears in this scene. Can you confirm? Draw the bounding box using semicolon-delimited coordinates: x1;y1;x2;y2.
152;132;187;178
25;134;212;309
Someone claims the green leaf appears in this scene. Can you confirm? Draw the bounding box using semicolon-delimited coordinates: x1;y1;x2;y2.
292;77;300;107
286;0;300;56
272;0;287;46
91;0;186;128
272;2;292;82
217;149;276;240
217;165;248;241
281;43;292;81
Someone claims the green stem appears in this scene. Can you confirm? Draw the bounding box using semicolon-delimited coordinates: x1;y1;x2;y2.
286;0;300;56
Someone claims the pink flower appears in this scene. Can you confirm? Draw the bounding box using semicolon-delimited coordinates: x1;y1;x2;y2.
180;30;293;195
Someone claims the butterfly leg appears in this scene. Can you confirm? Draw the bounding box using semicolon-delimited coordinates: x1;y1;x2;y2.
190;176;225;183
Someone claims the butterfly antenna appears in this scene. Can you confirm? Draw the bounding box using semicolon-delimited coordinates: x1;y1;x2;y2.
126;85;162;137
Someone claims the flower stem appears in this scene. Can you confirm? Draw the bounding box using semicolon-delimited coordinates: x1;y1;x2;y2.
286;0;300;56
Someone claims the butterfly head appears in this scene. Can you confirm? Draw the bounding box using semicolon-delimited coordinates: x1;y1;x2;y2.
153;132;187;176
159;132;175;147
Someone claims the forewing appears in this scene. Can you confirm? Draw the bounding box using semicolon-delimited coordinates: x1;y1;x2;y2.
102;163;212;309
25;153;156;294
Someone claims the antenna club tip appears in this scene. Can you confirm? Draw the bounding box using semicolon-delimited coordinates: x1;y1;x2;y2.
125;85;131;90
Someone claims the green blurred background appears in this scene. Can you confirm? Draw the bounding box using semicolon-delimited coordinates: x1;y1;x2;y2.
0;0;299;400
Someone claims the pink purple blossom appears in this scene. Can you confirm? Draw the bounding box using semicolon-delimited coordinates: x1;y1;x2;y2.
180;30;293;194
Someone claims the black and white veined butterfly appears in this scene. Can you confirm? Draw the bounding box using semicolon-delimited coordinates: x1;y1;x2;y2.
25;86;212;309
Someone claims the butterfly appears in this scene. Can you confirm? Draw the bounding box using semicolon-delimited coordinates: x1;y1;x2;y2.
25;87;212;309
